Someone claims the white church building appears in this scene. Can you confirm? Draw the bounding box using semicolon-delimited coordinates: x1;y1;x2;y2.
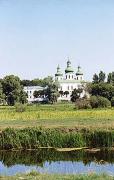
55;60;86;101
24;59;87;103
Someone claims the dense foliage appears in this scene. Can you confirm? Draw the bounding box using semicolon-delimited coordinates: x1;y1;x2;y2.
0;127;114;150
0;75;27;105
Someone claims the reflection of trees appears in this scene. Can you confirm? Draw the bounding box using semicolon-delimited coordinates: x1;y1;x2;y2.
0;149;114;167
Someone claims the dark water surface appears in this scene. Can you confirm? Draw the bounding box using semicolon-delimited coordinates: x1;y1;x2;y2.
0;149;114;176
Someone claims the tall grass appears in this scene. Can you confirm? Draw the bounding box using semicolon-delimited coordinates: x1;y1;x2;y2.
0;127;114;150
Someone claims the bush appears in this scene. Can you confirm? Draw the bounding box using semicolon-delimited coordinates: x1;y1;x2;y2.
75;99;91;109
90;96;111;108
15;103;27;112
111;97;114;107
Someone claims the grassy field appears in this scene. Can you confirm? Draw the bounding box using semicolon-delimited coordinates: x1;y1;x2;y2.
1;172;114;180
0;103;114;130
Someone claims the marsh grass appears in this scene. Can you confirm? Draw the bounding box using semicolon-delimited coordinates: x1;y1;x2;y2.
0;127;114;150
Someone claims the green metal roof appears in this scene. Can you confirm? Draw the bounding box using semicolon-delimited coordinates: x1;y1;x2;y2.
76;66;83;75
65;60;74;73
55;65;63;76
65;67;74;73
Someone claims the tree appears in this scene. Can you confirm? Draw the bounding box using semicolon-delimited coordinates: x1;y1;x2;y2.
88;83;114;101
2;75;27;105
0;82;5;104
33;90;44;98
111;72;114;85
19;90;28;104
107;73;112;84
64;91;69;97
92;74;99;83
59;90;64;96
99;71;106;83
42;80;59;104
21;80;32;86
71;88;83;102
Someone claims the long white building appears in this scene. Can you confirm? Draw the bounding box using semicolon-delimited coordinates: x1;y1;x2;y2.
24;86;45;103
55;60;86;101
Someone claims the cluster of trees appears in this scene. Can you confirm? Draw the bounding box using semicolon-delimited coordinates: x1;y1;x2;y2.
93;71;114;84
73;71;114;109
0;75;27;106
33;78;59;104
21;76;53;87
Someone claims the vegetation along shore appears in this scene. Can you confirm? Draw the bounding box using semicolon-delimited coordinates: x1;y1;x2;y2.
1;172;114;180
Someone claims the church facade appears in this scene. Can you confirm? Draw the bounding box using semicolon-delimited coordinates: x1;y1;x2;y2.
24;60;87;103
55;60;86;101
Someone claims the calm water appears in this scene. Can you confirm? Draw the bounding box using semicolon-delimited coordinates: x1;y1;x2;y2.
0;149;114;176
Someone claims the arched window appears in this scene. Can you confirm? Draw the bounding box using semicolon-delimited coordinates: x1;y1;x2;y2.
69;75;70;79
77;77;78;80
66;75;67;79
72;75;73;79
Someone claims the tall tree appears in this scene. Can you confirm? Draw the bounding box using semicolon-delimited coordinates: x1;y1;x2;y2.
111;72;114;85
92;73;99;83
2;75;27;105
107;73;112;83
71;88;83;102
99;71;106;83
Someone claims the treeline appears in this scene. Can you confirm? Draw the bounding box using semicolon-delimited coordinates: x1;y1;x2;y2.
74;71;114;109
89;71;114;107
21;76;53;87
0;75;59;106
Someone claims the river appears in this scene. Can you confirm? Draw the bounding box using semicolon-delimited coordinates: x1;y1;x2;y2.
0;148;114;176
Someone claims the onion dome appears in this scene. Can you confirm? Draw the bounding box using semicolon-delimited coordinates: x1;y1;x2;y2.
76;66;83;75
55;65;63;76
65;60;74;73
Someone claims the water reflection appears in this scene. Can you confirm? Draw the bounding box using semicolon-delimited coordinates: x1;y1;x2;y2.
0;149;114;176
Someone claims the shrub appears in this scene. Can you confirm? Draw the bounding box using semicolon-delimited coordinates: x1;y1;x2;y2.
15;103;27;112
75;99;91;109
90;96;111;108
111;97;114;107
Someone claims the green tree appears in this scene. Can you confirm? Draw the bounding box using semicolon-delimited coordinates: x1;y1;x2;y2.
111;72;114;85
64;91;69;97
19;90;28;104
2;75;27;105
42;80;59;104
0;82;5;104
92;73;99;83
107;73;112;83
71;88;83;102
88;83;114;101
99;71;106;83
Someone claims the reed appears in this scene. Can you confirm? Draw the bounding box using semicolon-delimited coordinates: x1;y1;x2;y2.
0;127;114;150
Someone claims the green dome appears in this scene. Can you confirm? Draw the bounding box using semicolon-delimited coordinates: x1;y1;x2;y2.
65;60;74;73
76;66;83;75
65;67;74;73
55;65;63;76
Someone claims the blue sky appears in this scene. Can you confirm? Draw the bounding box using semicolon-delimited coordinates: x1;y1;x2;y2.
0;0;114;80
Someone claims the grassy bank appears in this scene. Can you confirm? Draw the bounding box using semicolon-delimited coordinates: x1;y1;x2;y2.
0;104;114;130
1;172;114;180
0;127;114;150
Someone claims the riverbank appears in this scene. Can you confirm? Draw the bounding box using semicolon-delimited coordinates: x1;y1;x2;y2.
1;172;114;180
0;127;114;150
